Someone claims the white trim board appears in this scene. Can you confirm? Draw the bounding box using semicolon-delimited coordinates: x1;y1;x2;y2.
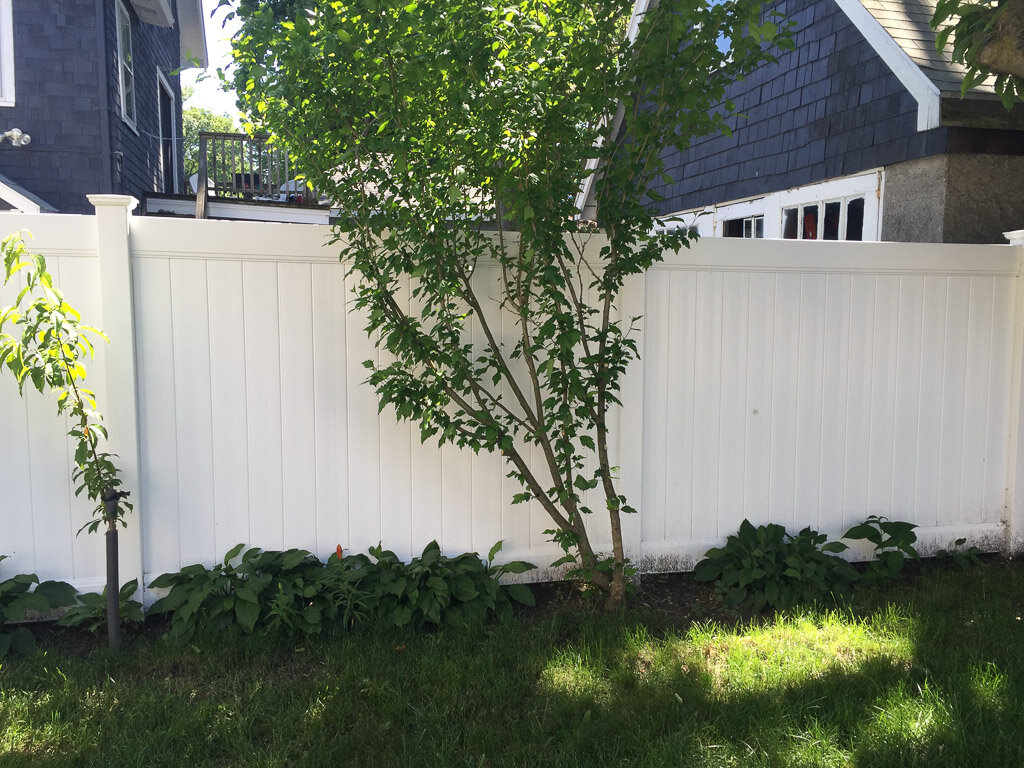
0;0;14;107
833;0;941;131
0;179;43;213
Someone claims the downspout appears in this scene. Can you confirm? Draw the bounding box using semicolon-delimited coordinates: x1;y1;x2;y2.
95;0;114;193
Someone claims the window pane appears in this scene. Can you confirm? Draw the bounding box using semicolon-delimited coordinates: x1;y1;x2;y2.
802;205;819;240
723;218;744;238
846;197;865;241
118;9;132;65
783;208;797;239
123;67;135;121
743;218;752;238
823;201;841;240
754;216;764;238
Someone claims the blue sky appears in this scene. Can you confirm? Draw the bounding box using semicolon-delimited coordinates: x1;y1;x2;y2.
181;0;241;118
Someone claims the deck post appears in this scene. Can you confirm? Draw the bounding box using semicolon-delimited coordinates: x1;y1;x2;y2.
196;134;209;219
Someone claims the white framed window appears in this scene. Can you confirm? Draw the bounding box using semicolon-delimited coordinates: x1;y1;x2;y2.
0;0;15;107
156;70;178;193
723;215;764;238
781;197;866;241
658;171;883;242
776;173;880;242
714;197;765;238
116;0;136;126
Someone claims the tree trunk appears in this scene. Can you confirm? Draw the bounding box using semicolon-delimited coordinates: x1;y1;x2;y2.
978;0;1024;80
103;489;122;651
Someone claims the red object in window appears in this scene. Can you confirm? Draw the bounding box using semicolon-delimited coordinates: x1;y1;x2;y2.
802;207;818;240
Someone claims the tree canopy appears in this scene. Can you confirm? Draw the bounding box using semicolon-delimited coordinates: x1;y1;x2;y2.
226;0;788;605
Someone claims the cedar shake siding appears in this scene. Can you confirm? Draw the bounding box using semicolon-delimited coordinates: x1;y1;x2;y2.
645;0;947;217
0;0;185;214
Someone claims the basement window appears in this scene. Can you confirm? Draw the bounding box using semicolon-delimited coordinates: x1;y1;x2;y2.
723;215;764;238
783;196;865;241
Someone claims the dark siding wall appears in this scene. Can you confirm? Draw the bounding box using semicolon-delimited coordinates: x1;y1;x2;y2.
0;1;107;213
105;0;185;203
647;0;948;215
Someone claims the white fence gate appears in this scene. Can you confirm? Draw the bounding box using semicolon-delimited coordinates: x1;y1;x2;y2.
2;196;1023;596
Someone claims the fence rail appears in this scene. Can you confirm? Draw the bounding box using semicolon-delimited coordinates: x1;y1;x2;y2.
195;132;322;218
2;198;1023;599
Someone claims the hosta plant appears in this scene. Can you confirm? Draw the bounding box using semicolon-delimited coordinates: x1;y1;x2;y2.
0;556;77;656
693;520;858;611
57;579;144;634
842;515;919;586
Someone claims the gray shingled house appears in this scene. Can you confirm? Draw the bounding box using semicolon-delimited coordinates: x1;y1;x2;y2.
0;0;206;214
582;0;1024;244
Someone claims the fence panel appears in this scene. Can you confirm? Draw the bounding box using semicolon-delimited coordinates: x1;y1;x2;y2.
2;207;1022;593
637;239;1018;570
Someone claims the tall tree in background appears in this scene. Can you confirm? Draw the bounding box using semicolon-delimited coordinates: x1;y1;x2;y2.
933;0;1024;105
182;87;237;180
227;0;788;607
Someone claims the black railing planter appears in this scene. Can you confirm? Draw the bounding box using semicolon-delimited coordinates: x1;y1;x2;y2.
103;488;129;651
195;132;321;219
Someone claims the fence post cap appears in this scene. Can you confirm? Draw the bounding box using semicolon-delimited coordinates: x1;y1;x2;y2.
87;194;139;211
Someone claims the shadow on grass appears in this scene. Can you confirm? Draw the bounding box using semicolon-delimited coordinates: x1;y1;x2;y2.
1;562;1022;768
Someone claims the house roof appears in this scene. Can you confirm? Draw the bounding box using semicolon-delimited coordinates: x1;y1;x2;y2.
857;0;995;97
0;173;58;214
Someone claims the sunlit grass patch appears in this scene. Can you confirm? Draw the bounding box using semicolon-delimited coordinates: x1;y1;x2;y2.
683;610;913;693
2;562;1024;768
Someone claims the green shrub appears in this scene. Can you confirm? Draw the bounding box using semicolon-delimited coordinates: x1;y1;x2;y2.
842;515;919;585
56;579;144;634
148;544;342;641
936;537;984;569
358;540;535;629
0;556;77;656
693;520;858;611
147;541;535;640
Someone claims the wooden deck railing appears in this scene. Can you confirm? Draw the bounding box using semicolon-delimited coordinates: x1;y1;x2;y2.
195;132;323;218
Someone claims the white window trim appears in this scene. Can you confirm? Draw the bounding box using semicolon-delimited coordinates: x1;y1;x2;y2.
116;0;137;128
661;171;884;242
0;0;14;107
156;69;178;194
714;198;766;237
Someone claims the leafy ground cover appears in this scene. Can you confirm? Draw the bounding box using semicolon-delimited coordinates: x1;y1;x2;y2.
1;558;1022;768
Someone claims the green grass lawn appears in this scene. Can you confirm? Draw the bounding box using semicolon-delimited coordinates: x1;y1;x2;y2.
2;560;1023;768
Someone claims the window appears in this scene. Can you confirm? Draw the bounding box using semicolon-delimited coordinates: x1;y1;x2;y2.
723;215;764;238
116;1;136;125
658;172;882;241
157;72;177;193
0;0;14;107
782;196;865;241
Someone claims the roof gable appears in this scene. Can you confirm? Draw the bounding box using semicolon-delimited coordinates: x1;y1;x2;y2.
858;0;995;96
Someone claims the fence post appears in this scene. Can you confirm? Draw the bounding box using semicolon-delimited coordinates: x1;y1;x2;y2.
1005;229;1024;556
87;195;146;596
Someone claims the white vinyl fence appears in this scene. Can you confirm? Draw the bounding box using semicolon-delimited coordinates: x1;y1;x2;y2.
2;195;1023;597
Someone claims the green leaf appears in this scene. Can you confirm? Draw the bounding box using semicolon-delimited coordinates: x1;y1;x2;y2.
504;583;534;606
234;599;260;632
9;626;35;655
392;605;413;627
487;540;503;562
